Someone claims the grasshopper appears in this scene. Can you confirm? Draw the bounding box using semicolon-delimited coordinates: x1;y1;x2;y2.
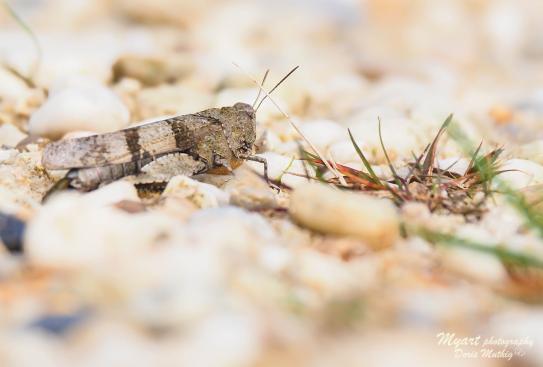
42;68;297;196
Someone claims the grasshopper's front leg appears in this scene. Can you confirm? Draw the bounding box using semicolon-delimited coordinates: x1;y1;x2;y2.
246;155;269;184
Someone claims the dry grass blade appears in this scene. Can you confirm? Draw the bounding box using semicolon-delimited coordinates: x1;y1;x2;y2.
233;63;344;183
252;69;270;108
308;156;385;189
1;62;36;88
304;114;509;218
378;118;405;190
4;1;42;80
256;66;299;111
421;114;453;177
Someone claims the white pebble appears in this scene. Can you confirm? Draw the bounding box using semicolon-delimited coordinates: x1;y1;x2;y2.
440;247;507;284
163;175;229;208
497;159;543;189
439;225;507;284
329;140;363;163
289;183;399;249
298;120;346;150
436;157;469;175
224;167;277;210
0;66;30;102
172;312;261;367
137;85;212;117
82;180;140;206
347;117;421;163
25;193;178;269
0;149;18;164
517;140;543;165
186;206;279;253
29;78;130;139
0;124;26;147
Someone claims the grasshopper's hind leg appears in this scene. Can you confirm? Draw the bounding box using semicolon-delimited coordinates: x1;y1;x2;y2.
42;169;78;203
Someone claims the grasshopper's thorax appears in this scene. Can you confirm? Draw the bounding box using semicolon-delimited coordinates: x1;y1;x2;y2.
220;102;257;159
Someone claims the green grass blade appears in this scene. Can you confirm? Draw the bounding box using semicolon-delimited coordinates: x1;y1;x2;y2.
447;122;543;238
420;229;543;269
347;128;381;185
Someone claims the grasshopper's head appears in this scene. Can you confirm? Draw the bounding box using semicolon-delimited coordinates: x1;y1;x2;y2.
221;102;257;158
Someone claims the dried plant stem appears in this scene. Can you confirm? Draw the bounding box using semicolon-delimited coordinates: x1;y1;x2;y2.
3;1;42;80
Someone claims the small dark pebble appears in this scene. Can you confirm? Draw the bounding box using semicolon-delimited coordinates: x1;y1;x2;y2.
29;310;89;336
0;212;25;253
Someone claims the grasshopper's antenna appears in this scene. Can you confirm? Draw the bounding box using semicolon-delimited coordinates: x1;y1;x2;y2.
252;69;270;108
233;63;344;184
255;65;299;112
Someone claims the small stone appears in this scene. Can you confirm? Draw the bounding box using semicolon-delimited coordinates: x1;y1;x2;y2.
162;175;229;208
156;196;197;221
137;84;212;118
439;225;508;284
520;184;543;210
440;247;508;284
0;212;25;253
61;131;96;140
25;190;179;269
517;140;543;165
497;159;543;189
289;183;399;249
436;157;469;175
347;117;421;163
0;149;18;164
29;78;130;139
82;181;140;206
186;206;279;252
329;140;363;164
112;55;194;86
298;120;346;150
28;310;88;336
224;167;277;210
0;124;26;147
0;66;30;102
488;104;513;124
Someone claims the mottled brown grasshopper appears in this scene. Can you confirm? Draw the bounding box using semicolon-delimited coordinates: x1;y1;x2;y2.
42;68;298;196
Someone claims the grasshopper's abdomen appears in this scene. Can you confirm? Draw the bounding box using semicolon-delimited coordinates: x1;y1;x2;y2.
42;115;211;170
66;159;153;191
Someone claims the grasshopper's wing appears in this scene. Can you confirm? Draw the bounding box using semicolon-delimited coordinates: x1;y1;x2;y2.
42;115;213;169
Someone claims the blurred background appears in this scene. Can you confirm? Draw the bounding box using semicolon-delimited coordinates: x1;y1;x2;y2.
2;0;543;142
